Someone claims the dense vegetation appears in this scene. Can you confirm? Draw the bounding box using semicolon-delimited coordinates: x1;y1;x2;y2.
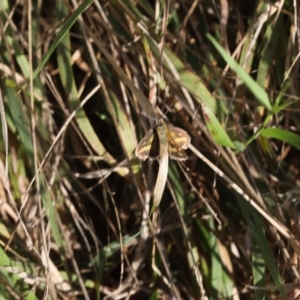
0;0;300;299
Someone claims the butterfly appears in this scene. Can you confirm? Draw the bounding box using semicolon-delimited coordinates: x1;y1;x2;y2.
135;118;191;161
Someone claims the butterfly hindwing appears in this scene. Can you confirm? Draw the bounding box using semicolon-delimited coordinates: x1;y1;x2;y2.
168;135;189;161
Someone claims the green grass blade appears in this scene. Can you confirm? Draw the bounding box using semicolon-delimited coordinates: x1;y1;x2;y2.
207;34;272;110
237;194;285;296
4;84;33;160
261;128;300;150
33;0;94;80
202;104;235;148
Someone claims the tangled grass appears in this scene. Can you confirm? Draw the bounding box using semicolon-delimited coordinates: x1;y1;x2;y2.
0;0;300;299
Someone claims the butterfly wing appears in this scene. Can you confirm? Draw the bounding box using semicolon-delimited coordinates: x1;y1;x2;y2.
168;125;191;149
168;140;189;160
136;121;191;161
135;129;159;161
167;125;190;161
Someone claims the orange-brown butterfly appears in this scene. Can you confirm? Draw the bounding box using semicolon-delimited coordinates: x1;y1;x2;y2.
135;118;191;161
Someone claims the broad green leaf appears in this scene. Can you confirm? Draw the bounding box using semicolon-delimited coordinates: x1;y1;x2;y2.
202;104;235;148
163;48;217;113
0;246;10;266
261;128;300;150
4;84;33;159
107;91;137;158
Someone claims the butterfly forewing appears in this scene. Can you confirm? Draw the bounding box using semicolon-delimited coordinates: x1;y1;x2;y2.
168;125;191;149
167;126;190;161
148;131;159;159
135;128;159;160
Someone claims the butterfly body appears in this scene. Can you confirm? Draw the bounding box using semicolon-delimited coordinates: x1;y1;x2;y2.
135;118;190;161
